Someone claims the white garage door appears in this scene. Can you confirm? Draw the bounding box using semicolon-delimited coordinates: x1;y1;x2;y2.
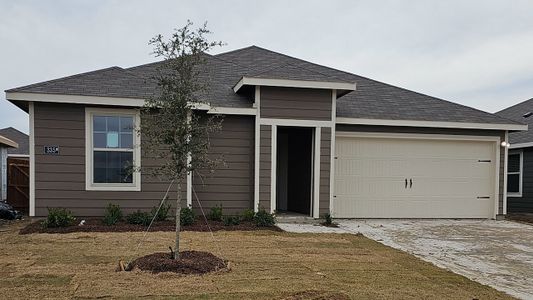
333;135;497;218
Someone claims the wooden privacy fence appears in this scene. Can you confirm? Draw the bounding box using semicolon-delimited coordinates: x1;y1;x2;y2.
7;157;29;214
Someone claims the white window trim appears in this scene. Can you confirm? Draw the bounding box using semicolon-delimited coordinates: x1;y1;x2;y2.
507;150;523;197
85;107;141;191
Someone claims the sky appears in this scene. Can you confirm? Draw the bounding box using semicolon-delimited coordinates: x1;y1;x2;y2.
2;0;533;133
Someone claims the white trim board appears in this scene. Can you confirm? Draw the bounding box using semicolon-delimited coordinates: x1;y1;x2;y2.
6;92;257;116
329;90;337;217
28;102;35;216
336;117;528;131
253;86;261;212
510;142;533;149
233;77;356;93
270;125;277;214
313;127;321;218
260;118;333;127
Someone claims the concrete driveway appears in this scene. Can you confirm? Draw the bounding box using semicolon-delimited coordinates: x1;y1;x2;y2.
278;219;533;299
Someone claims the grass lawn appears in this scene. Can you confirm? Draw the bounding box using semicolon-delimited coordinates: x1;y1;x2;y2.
0;220;513;299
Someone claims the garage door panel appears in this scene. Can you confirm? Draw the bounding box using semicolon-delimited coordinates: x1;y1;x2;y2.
334;136;496;218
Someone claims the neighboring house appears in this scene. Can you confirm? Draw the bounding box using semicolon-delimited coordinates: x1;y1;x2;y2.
497;99;533;213
0;127;29;157
4;46;526;218
0;135;18;201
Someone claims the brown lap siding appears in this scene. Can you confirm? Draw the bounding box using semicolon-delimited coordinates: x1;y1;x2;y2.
191;115;255;215
259;125;272;211
319;127;331;216
336;124;506;215
260;87;332;120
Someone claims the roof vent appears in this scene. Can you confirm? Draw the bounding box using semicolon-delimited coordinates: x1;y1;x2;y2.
524;112;533;118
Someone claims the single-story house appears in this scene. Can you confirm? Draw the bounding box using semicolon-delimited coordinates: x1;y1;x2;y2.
0;135;18;201
497;99;533;213
4;46;527;219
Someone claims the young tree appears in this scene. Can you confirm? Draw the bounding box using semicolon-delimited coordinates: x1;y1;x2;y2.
141;21;224;259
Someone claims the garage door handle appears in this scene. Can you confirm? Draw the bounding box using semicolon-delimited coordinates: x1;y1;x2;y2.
405;179;408;188
409;179;413;188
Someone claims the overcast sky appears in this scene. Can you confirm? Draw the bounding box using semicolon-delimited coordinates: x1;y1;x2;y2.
2;0;533;133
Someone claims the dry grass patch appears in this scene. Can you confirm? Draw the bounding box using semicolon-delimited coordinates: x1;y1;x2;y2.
0;220;513;299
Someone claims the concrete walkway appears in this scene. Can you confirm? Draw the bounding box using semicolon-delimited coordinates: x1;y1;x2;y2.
278;219;533;299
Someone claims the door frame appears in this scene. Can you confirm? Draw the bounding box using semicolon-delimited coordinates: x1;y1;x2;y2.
334;131;501;219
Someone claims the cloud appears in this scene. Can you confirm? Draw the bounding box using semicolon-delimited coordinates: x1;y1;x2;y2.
2;0;533;134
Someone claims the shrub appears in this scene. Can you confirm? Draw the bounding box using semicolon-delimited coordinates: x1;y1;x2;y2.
180;207;196;226
240;209;255;222
208;205;223;221
102;204;123;226
253;208;276;227
323;213;333;226
42;208;76;228
151;202;171;222
126;210;152;226
222;215;240;226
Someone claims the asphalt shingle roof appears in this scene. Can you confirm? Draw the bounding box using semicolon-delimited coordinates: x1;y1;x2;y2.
496;99;533;144
5;45;519;126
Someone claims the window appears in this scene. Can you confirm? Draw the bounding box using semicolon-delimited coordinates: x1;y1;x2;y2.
86;108;140;191
507;151;522;197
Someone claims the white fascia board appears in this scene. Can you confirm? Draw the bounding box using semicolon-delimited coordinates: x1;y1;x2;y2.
6;92;145;107
207;107;257;115
6;92;256;116
336;117;528;131
0;136;18;148
233;77;356;93
509;142;533;149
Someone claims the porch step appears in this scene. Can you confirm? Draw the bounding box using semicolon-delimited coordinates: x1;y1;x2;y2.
276;214;322;224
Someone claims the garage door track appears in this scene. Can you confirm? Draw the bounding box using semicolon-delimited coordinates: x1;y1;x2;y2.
279;219;533;299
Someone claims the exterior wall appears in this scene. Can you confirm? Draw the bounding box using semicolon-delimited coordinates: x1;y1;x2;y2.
336;124;506;215
192;115;255;215
319;127;331;215
508;147;533;213
33;102;255;216
259;125;272;211
0;147;6;201
260;87;332;120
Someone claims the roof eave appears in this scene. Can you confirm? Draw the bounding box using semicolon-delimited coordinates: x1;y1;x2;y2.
336;117;528;131
233;76;356;94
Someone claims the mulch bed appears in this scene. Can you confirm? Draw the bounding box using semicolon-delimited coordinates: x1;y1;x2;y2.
507;213;533;225
19;217;282;234
125;251;227;274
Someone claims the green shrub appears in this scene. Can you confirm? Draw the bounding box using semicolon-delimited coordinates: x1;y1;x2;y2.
42;208;76;228
151;202;171;222
102;204;122;226
323;213;333;226
126;210;151;226
253;208;276;227
240;209;255;222
222;215;240;226
180;207;196;226
208;205;223;221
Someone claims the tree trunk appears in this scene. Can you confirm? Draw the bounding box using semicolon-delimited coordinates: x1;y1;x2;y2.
175;178;181;260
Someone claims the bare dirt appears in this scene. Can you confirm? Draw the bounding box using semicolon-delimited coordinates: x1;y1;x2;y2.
19;217;281;234
126;250;227;274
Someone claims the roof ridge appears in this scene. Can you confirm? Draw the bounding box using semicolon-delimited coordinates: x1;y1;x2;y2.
214;45;258;58
0;127;27;136
496;97;533;114
5;66;124;93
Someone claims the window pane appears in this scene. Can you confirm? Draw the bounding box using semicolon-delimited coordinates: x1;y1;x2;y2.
107;116;119;131
120;133;133;148
120;117;133;133
508;154;521;173
106;132;119;148
93;151;134;184
93;116;106;131
94;133;106;148
508;174;520;193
